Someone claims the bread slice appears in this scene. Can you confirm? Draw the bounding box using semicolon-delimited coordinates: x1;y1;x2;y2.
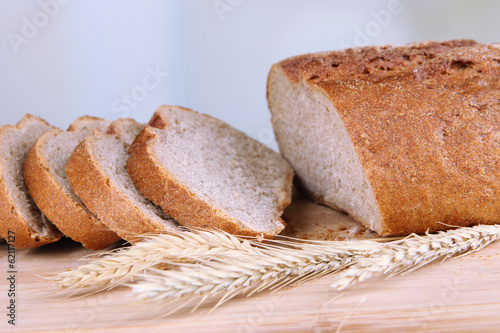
280;194;378;241
0;114;62;248
23;116;121;250
106;118;146;146
267;40;500;236
65;119;179;242
126;105;294;238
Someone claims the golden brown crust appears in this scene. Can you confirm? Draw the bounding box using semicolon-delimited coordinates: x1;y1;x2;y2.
271;40;500;236
0;115;62;248
65;131;176;243
23;129;120;250
127;109;290;238
278;39;478;83
66;115;109;132
127;126;247;236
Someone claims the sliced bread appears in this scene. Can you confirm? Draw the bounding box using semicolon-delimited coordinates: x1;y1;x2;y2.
267;40;500;236
65;119;179;243
23;116;121;250
0;114;62;248
126;105;294;238
280;194;378;241
106;118;146;146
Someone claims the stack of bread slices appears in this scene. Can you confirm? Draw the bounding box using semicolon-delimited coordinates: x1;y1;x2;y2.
0;106;294;249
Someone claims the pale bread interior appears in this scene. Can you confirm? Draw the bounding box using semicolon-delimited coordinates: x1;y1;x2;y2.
151;107;292;235
107;118;145;146
91;129;178;231
269;68;383;231
41;118;111;208
280;194;379;241
0;116;57;236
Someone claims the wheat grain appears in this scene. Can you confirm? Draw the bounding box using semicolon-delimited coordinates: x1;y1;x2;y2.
331;224;500;290
49;224;500;313
49;229;380;294
125;232;384;304
128;225;500;307
48;229;265;292
128;242;367;304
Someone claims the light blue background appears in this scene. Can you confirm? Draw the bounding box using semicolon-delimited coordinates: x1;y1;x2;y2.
1;0;499;150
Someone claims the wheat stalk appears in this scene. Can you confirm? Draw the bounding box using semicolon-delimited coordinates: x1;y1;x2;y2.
49;229;381;294
49;224;500;313
331;224;500;290
128;225;500;307
48;229;265;292
128;237;381;304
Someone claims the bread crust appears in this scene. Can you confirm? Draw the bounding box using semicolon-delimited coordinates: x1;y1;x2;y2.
277;39;478;84
127;106;292;238
66;115;110;132
65;131;178;243
269;40;500;236
24;129;120;250
0;114;62;248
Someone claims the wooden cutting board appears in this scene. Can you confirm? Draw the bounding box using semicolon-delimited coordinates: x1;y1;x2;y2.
2;197;500;333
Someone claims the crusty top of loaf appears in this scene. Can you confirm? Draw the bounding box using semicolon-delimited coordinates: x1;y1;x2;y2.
274;40;500;235
279;39;478;83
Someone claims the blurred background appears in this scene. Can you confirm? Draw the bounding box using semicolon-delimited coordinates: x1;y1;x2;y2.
1;0;499;150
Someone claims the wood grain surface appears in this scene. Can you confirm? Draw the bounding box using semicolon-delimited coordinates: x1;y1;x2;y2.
1;197;500;333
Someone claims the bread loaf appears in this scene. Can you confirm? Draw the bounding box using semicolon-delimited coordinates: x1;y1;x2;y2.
0;115;62;248
267;40;500;236
126;105;294;238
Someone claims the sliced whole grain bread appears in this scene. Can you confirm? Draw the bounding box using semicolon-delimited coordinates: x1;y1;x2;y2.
65;119;179;243
106;118;146;146
126;105;294;238
280;194;378;241
267;40;500;236
23;116;121;250
0;114;62;248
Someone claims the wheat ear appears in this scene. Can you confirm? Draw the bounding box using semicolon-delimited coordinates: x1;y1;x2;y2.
49;225;500;312
331;224;500;290
129;225;500;306
49;229;381;294
127;233;385;304
48;229;265;292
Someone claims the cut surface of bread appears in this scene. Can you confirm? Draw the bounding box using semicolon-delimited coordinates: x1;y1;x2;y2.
106;118;145;146
268;40;500;236
23;116;120;250
127;105;294;238
280;194;378;241
65;119;179;242
0;114;62;248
